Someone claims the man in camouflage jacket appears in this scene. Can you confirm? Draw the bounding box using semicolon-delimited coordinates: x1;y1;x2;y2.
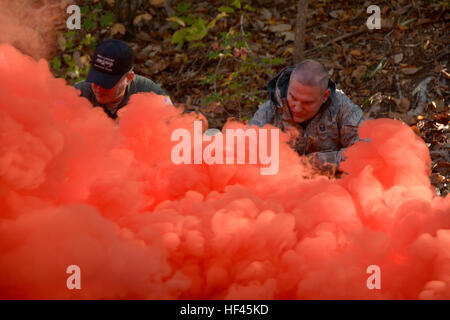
249;60;365;175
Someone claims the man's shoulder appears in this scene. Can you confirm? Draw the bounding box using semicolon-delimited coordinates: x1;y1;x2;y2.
74;80;93;96
330;88;362;114
248;100;275;127
74;80;89;90
329;88;365;125
131;74;167;96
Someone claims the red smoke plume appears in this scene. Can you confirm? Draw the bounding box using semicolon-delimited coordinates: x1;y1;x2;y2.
0;44;449;299
0;0;63;60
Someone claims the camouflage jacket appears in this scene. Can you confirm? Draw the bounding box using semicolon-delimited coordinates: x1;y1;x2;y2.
249;66;364;174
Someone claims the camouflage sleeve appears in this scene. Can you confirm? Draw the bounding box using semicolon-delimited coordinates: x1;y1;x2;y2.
338;94;365;148
307;95;365;172
248;100;275;127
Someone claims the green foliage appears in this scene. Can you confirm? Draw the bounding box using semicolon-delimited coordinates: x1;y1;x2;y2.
362;57;387;82
176;2;192;15
170;9;228;48
100;12;115;27
231;0;241;9
168;0;284;115
218;6;235;13
50;1;115;83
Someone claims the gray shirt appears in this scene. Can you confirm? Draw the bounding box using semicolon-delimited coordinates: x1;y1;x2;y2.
74;74;168;119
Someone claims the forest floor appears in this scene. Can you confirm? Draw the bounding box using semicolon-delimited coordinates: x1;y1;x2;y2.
32;0;450;195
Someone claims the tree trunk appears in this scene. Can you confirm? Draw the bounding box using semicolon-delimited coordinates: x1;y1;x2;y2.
293;0;308;63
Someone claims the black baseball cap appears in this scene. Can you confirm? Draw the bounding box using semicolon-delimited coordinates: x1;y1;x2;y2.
86;39;134;89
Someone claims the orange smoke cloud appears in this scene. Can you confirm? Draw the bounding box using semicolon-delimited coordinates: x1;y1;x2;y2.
0;0;63;60
0;44;449;299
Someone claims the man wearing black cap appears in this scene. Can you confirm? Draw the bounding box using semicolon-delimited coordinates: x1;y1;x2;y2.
74;38;170;119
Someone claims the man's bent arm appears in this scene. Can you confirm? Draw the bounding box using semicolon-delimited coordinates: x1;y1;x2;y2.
307;101;365;171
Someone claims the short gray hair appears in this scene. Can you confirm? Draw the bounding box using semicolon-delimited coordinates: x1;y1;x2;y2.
290;60;329;92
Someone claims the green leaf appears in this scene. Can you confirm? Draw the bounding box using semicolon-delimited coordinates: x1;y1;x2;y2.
65;39;74;50
271;57;285;65
100;12;115;27
64;30;76;39
50;57;61;71
205;93;223;104
189;42;206;49
244;4;256;11
363;57;387;81
171;29;189;46
207;12;227;29
207;51;221;60
80;5;89;15
82;18;96;32
186;18;207;41
183;15;196;26
218;6;234;13
231;0;241;9
176;2;191;15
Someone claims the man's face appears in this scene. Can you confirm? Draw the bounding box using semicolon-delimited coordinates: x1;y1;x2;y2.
287;79;330;123
91;72;134;105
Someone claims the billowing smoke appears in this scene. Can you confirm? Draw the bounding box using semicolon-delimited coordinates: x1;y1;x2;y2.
0;44;449;299
0;0;64;60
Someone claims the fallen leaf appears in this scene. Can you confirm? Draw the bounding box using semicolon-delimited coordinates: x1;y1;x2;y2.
79;55;90;66
351;65;367;80
136;31;152;41
345;76;354;88
417;18;433;25
111;23;126;36
329;10;343;19
148;59;171;74
398;23;409;31
394;97;411;112
381;18;394;29
134;13;153;26
267;18;277;25
150;0;164;6
393;5;412;16
350;50;362;57
441;68;450;79
401;67;419;75
393;53;403;64
260;8;272;20
269;24;291;33
166;16;186;27
283;47;293;56
411;125;420;135
281;31;295;42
